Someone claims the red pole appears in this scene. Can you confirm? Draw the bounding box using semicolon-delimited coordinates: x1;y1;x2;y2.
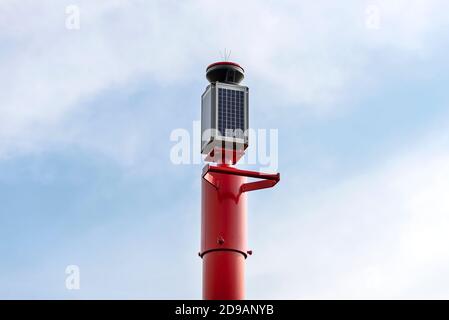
201;164;247;300
200;164;280;300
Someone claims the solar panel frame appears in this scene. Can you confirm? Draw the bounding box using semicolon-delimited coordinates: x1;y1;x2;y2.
201;82;249;155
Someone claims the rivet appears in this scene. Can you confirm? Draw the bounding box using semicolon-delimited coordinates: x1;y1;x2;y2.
217;236;225;245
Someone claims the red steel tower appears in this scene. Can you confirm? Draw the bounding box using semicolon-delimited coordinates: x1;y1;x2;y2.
199;61;280;300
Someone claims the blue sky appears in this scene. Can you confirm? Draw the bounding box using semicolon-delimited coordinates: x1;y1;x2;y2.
1;0;449;299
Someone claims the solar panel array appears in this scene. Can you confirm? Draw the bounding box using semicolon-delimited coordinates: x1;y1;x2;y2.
218;88;245;138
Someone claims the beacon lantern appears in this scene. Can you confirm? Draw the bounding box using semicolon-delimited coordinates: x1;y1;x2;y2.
201;62;249;164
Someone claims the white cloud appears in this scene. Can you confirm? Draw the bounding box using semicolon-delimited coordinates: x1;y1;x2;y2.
0;0;448;160
1;1;449;299
248;126;449;299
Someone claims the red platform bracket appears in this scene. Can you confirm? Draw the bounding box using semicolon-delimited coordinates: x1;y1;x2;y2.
202;164;280;193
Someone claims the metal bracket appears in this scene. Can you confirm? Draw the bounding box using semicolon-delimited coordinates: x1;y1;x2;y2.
202;164;280;192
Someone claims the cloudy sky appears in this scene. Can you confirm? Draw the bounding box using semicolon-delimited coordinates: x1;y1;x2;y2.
1;0;449;299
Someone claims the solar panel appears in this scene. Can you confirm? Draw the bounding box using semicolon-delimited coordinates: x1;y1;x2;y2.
218;88;245;138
